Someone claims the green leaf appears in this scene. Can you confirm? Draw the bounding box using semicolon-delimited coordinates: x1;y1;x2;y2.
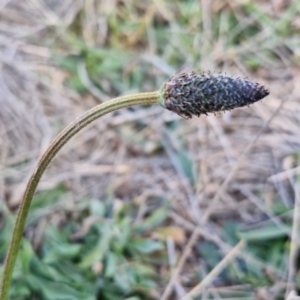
78;241;105;269
0;214;14;257
27;275;95;300
79;228;111;269
90;199;105;217
131;262;156;277
237;225;290;241
105;252;118;278
19;239;34;273
177;148;197;185
130;239;164;254
136;207;168;233
44;243;82;263
196;241;221;269
112;217;131;253
27;186;66;226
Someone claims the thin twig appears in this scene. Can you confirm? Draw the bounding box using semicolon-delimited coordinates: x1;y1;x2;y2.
161;229;200;300
181;240;246;300
268;166;300;182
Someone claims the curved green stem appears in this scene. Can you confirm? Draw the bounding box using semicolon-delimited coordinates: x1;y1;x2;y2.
0;91;159;300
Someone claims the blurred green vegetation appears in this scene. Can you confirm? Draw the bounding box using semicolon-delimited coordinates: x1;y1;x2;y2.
56;0;300;97
1;187;170;300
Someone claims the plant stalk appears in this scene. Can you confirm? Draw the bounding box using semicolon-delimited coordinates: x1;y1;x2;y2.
0;91;159;300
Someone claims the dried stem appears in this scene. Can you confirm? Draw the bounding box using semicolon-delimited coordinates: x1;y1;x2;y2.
181;240;246;300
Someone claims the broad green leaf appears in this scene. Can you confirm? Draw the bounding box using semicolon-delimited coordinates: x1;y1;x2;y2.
79;228;112;269
78;241;105;269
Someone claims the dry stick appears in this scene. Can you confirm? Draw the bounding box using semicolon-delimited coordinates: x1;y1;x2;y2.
286;183;300;298
0;92;159;300
161;98;286;300
268;166;300;183
181;240;246;300
161;228;199;300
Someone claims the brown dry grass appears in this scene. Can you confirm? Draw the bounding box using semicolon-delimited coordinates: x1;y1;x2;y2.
1;0;300;299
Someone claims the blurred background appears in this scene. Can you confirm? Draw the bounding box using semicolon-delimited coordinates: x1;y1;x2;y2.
1;0;300;299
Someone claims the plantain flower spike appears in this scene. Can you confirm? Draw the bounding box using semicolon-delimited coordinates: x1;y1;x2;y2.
158;71;269;119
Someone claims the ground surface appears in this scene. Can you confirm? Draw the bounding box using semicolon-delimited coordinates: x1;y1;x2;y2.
1;1;300;299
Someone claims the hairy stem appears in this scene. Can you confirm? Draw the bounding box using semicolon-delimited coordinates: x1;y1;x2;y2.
0;91;159;300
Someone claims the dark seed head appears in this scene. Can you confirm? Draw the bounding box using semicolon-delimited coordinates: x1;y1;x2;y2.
158;71;269;119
